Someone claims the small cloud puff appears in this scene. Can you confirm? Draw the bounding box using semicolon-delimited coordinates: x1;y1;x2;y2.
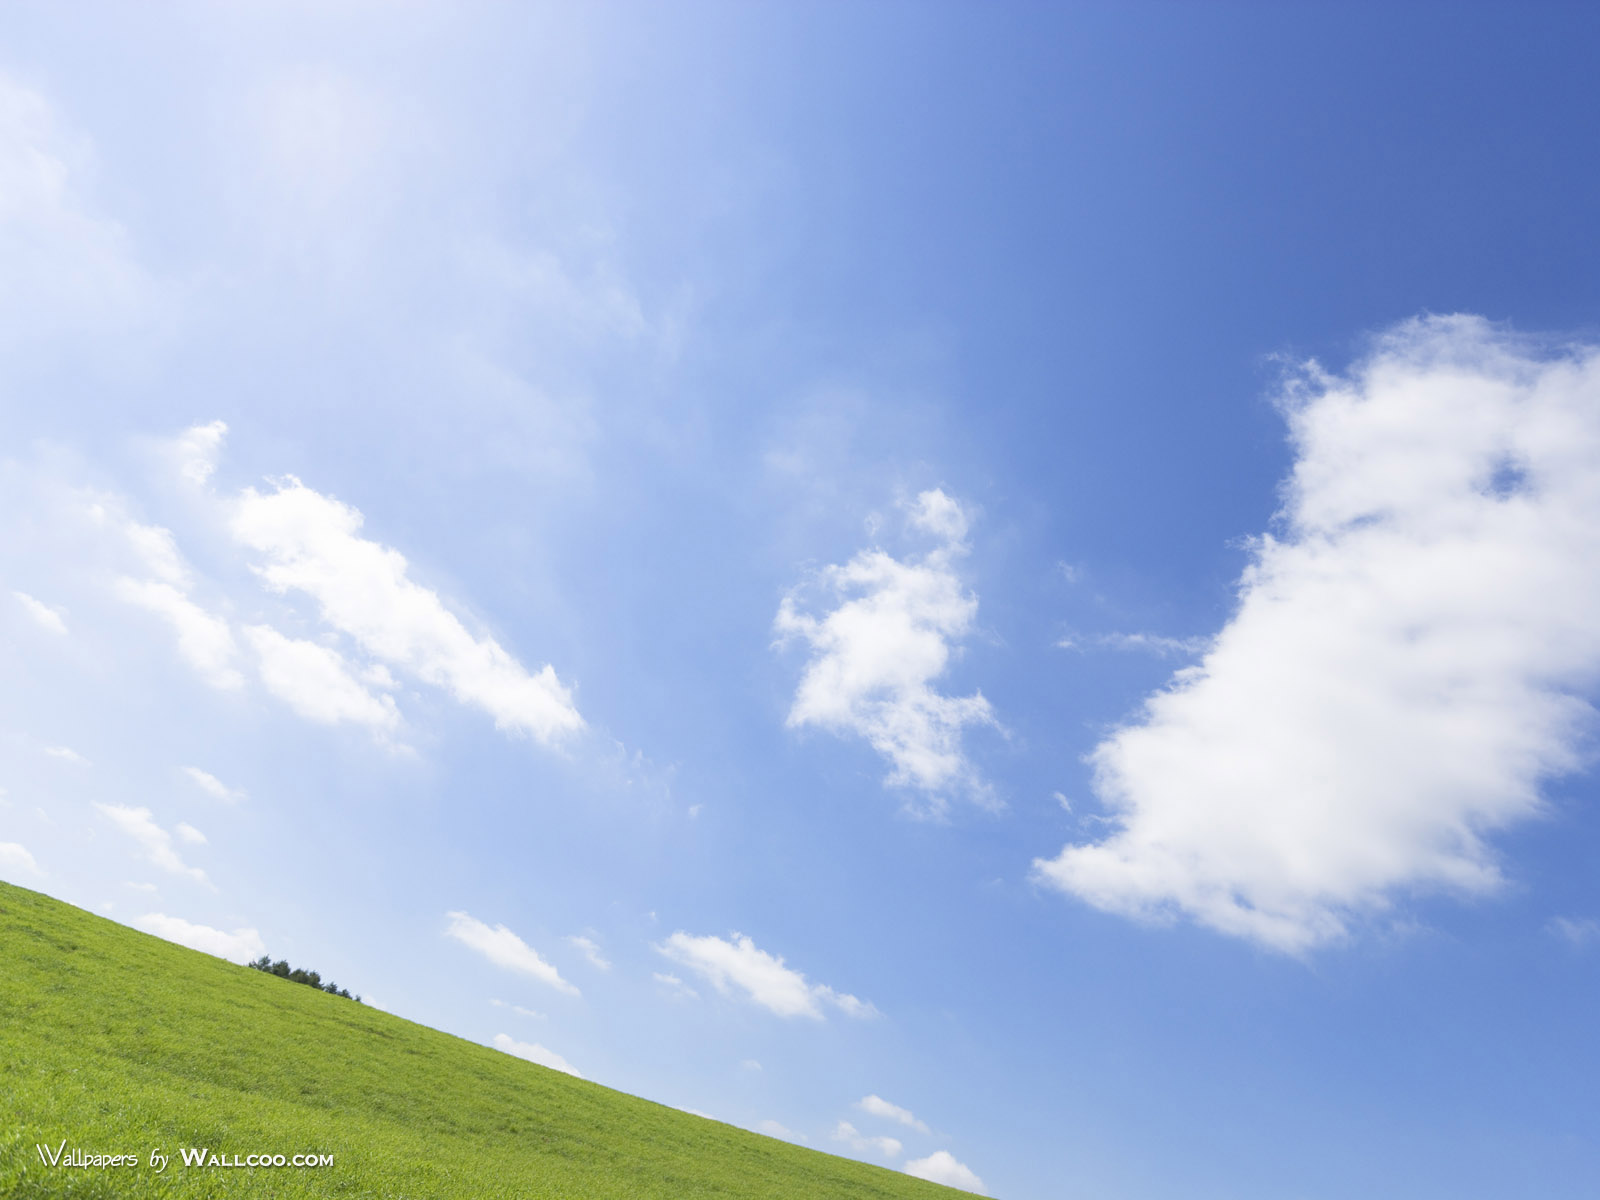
857;1094;930;1134
14;591;67;635
904;1150;986;1194
655;931;875;1020
492;1033;581;1078
775;489;996;815
445;911;578;997
136;913;264;963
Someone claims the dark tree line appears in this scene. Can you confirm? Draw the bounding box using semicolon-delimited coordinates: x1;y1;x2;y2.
248;955;360;1001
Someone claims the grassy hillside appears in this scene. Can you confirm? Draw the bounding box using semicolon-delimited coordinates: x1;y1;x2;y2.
0;881;977;1199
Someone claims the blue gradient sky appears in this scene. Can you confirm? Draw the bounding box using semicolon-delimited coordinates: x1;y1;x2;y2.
4;5;1600;1197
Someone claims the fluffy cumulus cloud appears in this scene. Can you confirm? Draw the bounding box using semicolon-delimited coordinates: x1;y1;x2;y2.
444;911;579;997
0;841;44;878
832;1121;902;1159
1038;315;1600;952
775;489;996;813
904;1150;986;1193
231;477;583;743
135;913;265;962
492;1033;582;1078
655;931;875;1020
95;803;209;886
857;1094;930;1134
243;624;401;736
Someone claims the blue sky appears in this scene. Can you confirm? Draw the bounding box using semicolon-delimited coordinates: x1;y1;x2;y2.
4;3;1600;1196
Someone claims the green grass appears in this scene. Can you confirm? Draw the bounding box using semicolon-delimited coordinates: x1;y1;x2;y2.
0;881;978;1199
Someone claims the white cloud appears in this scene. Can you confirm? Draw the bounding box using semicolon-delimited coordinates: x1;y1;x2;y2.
248;67;392;251
0;74;160;346
492;1032;581;1077
445;911;578;996
243;624;401;735
490;998;546;1019
95;803;208;886
0;841;43;878
135;913;265;962
231;477;582;743
118;515;190;587
857;1094;930;1134
775;489;996;813
115;577;243;690
182;766;244;803
904;1150;986;1194
756;1119;807;1143
906;488;971;542
566;934;611;971
740;1058;763;1072
1549;916;1600;947
43;745;88;765
14;591;67;635
1038;315;1600;953
173;420;228;487
1076;632;1209;656
832;1121;902;1159
655;931;875;1020
174;822;207;846
652;971;698;999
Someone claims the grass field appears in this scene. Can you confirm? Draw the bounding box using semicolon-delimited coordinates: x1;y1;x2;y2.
0;881;979;1199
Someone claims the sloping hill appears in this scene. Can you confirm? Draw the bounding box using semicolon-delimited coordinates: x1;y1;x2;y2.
0;881;979;1199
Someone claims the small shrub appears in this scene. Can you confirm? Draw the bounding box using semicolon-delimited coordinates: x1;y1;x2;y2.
248;955;359;1001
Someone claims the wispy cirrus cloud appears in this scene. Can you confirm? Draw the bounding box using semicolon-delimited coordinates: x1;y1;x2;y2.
1549;916;1600;947
231;475;582;744
445;911;578;997
776;489;996;814
655;931;875;1020
135;913;264;963
566;934;610;971
115;577;243;690
857;1094;930;1134
13;591;67;635
0;73;165;348
492;1032;581;1078
1057;631;1209;657
1038;315;1600;953
243;624;401;737
181;766;244;803
96;804;209;886
0;841;44;879
100;495;244;691
832;1121;902;1159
